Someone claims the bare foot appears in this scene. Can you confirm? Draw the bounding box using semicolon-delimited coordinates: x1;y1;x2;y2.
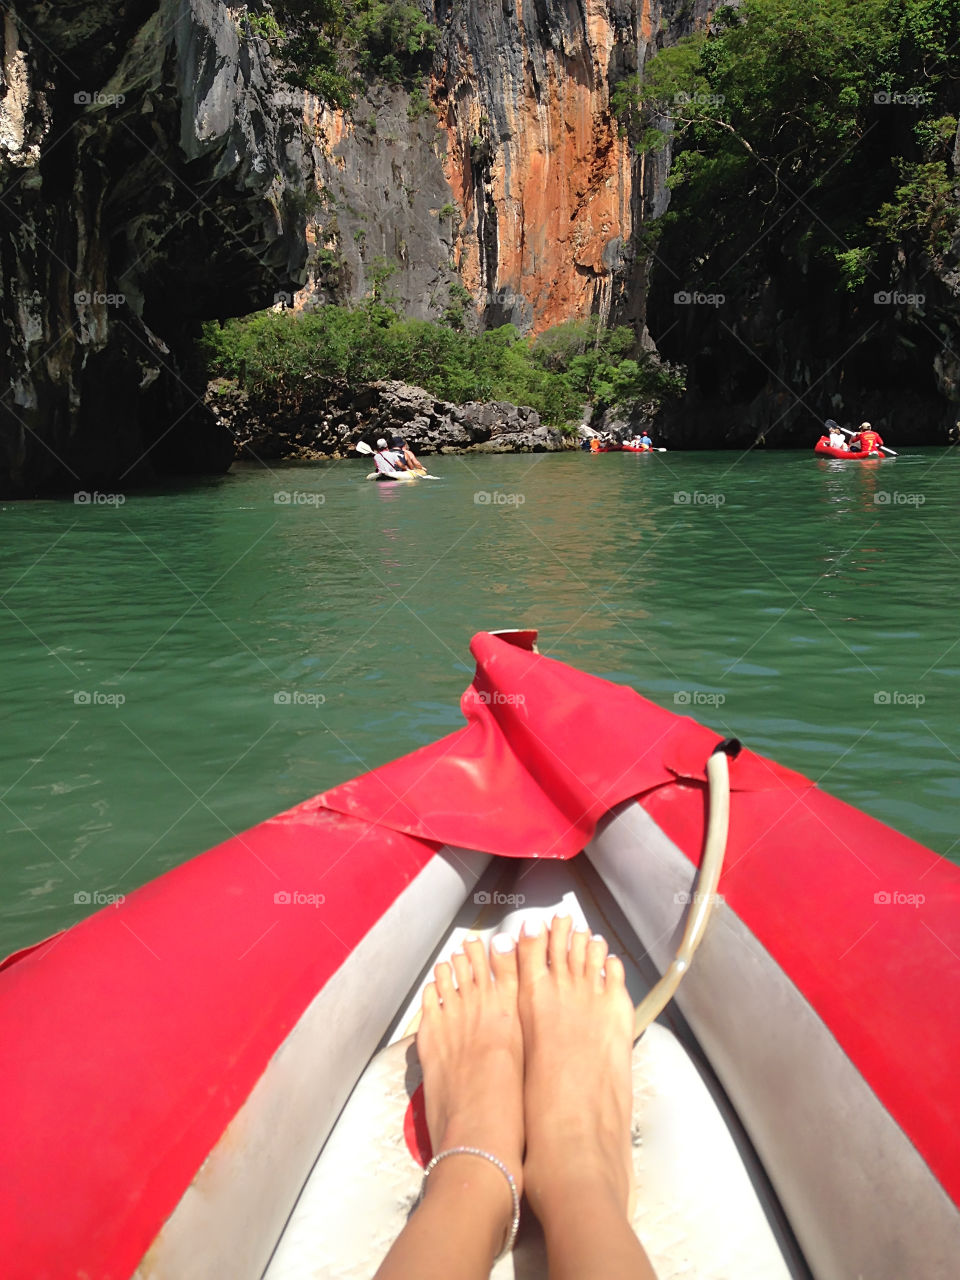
518;915;636;1221
416;934;524;1243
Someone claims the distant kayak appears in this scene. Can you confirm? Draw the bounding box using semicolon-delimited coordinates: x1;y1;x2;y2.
815;437;884;460
622;444;654;453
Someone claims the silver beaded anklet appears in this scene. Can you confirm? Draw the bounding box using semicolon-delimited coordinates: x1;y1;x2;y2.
422;1146;521;1260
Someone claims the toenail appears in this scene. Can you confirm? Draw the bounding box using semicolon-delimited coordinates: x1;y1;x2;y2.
553;910;571;920
591;933;605;942
522;918;544;937
491;933;515;953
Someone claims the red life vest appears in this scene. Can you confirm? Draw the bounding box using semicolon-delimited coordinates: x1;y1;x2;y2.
858;430;882;452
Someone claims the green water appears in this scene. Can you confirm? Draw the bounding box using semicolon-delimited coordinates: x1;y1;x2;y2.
2;448;957;953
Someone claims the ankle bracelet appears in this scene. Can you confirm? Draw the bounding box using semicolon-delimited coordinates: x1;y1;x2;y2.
422;1146;521;1259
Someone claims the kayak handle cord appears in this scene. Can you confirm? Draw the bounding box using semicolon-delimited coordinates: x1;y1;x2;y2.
632;738;740;1042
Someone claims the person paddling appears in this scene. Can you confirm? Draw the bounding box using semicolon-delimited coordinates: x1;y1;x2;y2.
373;438;408;477
827;423;847;450
393;437;424;475
849;422;883;455
639;431;653;451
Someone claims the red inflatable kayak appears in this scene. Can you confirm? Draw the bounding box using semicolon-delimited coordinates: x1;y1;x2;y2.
0;631;956;1280
815;436;884;459
621;444;654;452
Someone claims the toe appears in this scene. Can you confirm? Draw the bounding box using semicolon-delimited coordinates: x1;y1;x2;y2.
434;960;457;1004
568;927;589;976
421;980;440;1016
548;912;573;972
585;934;608;988
518;917;548;984
489;932;519;994
604;953;627;993
462;934;491;987
451;949;472;990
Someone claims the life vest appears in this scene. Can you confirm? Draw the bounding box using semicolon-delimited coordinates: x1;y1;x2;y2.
590;438;601;453
859;430;882;452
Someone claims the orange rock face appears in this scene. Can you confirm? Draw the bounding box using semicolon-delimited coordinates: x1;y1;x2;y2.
436;0;640;334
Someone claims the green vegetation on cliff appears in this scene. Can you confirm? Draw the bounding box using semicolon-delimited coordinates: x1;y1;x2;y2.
614;0;960;290
201;306;684;426
245;1;437;106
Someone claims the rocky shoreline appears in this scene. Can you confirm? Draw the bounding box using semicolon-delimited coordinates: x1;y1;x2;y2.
206;379;570;460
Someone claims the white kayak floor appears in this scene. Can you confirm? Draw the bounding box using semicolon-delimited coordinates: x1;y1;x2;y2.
263;856;809;1280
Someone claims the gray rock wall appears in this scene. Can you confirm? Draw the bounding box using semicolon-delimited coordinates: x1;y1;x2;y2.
0;0;312;497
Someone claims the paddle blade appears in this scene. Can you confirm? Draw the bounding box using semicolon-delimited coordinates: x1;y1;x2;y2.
354;441;374;455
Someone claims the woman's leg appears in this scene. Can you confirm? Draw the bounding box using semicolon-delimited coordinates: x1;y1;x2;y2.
374;934;524;1280
519;915;658;1280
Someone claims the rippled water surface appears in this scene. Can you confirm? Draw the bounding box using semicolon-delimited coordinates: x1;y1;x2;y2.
2;447;957;952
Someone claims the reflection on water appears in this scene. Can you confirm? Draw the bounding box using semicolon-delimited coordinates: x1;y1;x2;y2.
0;447;956;951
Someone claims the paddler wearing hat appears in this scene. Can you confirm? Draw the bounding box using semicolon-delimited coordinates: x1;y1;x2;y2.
373;437;409;477
849;422;884;454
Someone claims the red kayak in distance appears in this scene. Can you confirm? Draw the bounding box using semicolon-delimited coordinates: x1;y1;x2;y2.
815;436;884;460
621;444;654;453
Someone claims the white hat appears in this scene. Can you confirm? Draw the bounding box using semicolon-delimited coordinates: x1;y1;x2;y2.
377;438;388;448
859;422;871;429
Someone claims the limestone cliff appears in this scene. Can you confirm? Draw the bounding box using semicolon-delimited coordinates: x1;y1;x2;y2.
0;1;311;497
299;0;712;337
